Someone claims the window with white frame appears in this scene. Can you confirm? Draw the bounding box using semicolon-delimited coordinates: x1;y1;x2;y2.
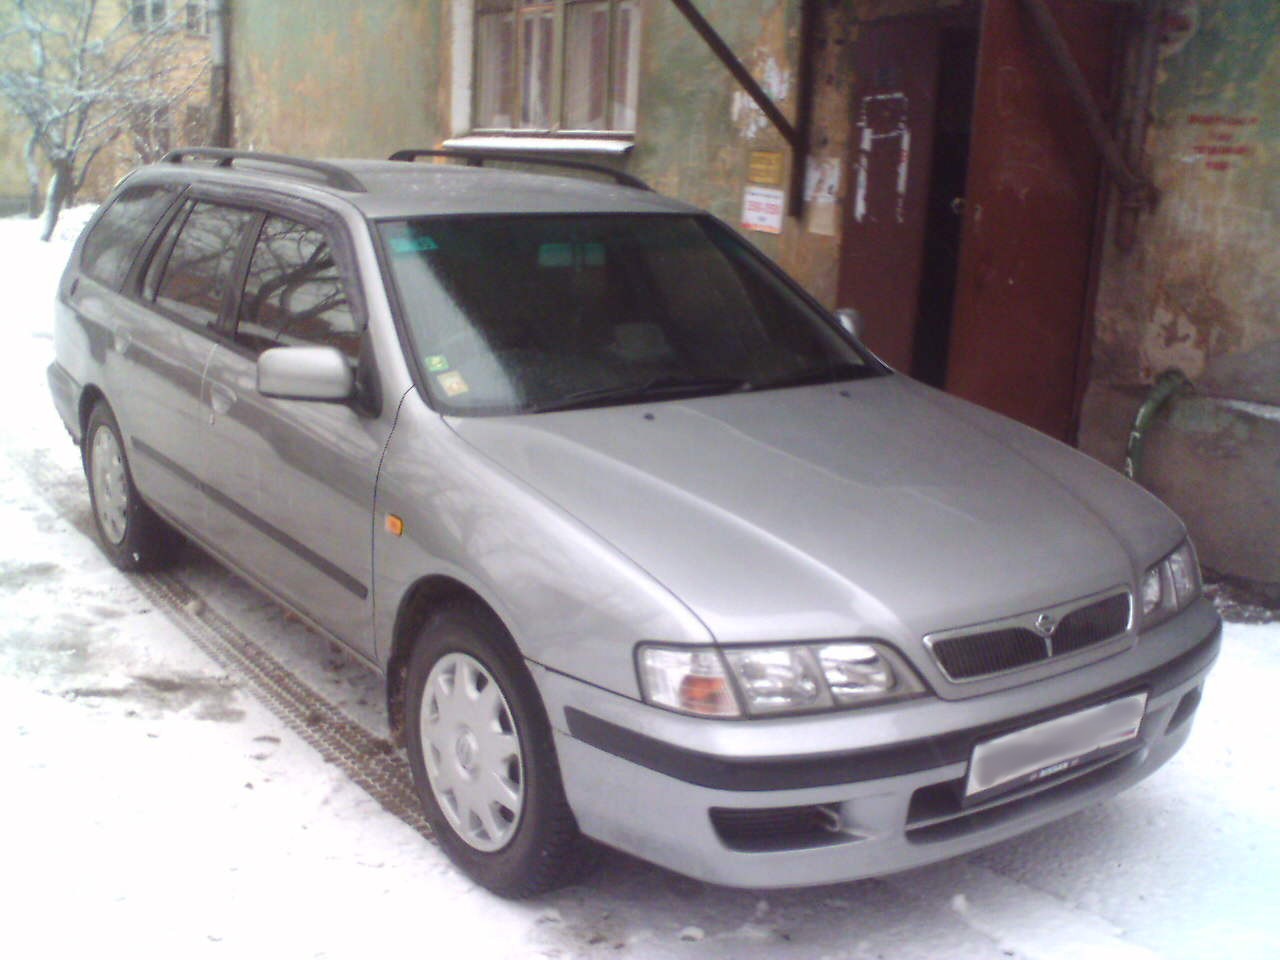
130;0;169;31
185;1;211;34
473;0;640;133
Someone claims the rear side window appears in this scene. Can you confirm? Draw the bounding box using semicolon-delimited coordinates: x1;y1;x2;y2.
235;215;361;359
79;185;175;290
151;201;258;329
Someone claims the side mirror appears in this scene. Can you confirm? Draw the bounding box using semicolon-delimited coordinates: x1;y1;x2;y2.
835;307;864;340
257;345;354;402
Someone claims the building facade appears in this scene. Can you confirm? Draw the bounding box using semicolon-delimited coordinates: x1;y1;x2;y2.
228;0;1279;590
0;0;213;216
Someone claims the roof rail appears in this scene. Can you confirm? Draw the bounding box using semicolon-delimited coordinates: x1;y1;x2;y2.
388;148;651;192
160;148;367;194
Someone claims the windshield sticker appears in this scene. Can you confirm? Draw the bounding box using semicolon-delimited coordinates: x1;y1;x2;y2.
436;371;469;397
390;235;439;255
538;242;573;268
425;354;450;373
537;241;607;268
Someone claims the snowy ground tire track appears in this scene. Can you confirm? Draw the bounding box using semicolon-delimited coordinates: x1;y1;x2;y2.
136;570;435;841
19;445;434;842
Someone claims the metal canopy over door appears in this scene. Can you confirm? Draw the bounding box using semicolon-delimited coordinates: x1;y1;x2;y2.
945;0;1121;440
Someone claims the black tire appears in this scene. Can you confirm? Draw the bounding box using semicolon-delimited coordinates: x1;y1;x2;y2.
83;401;179;572
404;601;598;898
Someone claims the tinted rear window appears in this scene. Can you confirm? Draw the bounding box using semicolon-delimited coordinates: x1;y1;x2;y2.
80;185;175;290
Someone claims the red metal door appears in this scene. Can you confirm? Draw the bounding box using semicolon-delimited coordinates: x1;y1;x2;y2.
945;0;1120;440
836;18;942;371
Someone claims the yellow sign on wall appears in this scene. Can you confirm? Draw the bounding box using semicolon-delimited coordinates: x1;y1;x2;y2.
748;151;785;186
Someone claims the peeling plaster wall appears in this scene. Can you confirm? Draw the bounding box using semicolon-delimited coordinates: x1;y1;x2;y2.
629;1;804;273
629;0;955;305
1081;0;1280;584
230;0;446;158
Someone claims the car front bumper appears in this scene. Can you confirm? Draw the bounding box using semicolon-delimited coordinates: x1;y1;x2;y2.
532;599;1221;888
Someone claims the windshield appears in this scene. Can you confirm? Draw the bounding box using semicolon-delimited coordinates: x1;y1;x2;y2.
379;214;881;415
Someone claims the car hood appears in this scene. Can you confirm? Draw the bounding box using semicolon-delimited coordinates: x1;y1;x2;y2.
447;376;1181;644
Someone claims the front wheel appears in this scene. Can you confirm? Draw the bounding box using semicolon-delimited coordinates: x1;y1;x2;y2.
405;602;597;897
83;402;177;571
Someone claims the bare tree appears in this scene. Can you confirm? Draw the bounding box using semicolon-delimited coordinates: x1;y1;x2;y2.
0;0;209;240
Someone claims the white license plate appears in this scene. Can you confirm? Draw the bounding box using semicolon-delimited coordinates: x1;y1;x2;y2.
965;692;1147;801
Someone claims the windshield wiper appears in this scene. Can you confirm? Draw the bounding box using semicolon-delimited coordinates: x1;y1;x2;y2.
529;375;752;413
755;362;878;390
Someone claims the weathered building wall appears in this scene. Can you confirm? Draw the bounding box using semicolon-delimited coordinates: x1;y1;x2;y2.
630;0;820;287
1081;0;1280;585
0;0;210;211
629;0;949;303
222;0;952;304
231;0;447;157
0;0;209;211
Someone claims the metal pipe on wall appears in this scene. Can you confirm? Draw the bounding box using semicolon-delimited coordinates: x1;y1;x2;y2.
210;0;232;148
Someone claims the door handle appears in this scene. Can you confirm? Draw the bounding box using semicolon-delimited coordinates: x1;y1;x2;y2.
209;383;235;415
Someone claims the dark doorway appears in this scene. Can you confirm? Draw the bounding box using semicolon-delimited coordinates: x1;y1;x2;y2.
912;26;978;388
836;5;979;382
837;0;1122;440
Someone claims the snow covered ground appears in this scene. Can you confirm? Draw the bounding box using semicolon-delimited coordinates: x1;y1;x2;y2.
1;210;1277;960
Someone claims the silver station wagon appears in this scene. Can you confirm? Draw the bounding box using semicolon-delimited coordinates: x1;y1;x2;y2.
49;149;1220;897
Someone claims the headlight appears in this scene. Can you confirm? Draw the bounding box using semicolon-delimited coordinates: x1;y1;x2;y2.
723;647;824;714
1140;539;1202;630
637;641;924;718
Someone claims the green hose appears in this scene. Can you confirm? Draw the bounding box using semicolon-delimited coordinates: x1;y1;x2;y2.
1124;368;1191;481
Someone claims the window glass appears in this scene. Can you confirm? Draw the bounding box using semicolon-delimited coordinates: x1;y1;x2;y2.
379;215;877;415
130;0;168;30
520;5;554;128
153;201;257;328
186;1;210;33
611;1;640;131
475;0;640;132
80;185;175;290
475;2;516;128
235;216;360;359
564;2;609;130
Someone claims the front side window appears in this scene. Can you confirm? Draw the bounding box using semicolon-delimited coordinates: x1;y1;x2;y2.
474;0;640;132
235;216;361;359
379;215;879;415
150;201;257;328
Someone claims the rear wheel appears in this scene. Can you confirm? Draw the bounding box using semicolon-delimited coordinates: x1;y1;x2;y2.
83;402;178;571
405;601;598;897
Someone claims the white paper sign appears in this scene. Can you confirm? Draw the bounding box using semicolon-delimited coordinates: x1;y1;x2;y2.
741;185;785;234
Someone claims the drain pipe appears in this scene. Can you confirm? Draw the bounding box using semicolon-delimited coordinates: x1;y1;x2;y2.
1124;368;1191;481
210;0;232;147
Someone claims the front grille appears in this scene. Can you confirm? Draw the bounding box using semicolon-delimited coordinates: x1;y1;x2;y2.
1053;592;1131;655
928;591;1131;682
931;627;1046;679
